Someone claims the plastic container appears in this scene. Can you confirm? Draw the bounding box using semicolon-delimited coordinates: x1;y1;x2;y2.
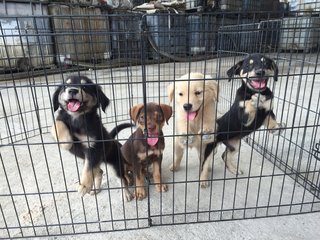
279;16;320;52
0;2;54;72
48;4;111;64
109;13;143;60
186;15;216;55
146;13;187;59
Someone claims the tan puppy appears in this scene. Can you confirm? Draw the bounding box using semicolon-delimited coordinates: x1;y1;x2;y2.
167;72;218;187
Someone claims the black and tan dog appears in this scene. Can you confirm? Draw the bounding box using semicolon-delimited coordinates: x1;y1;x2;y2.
121;102;172;200
51;75;133;201
204;54;284;175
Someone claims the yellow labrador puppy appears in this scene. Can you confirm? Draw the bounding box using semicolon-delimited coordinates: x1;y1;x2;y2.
168;72;218;187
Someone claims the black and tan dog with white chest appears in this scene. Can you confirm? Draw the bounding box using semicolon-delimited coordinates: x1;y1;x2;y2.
121;102;172;200
51;75;133;201
204;54;285;175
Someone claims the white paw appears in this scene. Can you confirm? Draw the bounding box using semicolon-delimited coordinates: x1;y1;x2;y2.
251;93;266;108
200;171;209;188
200;180;209;188
78;184;91;197
124;190;134;202
270;123;286;135
60;142;73;151
170;163;180;172
227;165;243;175
89;189;101;196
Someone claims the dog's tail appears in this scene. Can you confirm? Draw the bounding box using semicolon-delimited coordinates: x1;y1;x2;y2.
110;123;133;139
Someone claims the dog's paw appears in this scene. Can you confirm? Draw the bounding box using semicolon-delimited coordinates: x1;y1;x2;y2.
78;184;92;197
155;184;168;192
60;142;73;150
89;189;101;196
170;163;180;172
251;93;266;109
200;180;209;188
270;123;286;135
227;165;243;175
134;187;146;201
123;189;134;202
125;171;134;186
200;172;209;188
179;134;194;145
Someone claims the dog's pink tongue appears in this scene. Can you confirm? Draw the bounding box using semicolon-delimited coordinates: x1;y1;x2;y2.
251;79;266;89
186;111;197;121
67;100;81;112
147;133;159;146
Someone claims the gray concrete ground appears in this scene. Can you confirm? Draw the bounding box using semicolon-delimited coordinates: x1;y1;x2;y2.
42;213;320;240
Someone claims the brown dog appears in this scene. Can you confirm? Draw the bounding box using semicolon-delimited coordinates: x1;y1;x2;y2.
121;102;172;200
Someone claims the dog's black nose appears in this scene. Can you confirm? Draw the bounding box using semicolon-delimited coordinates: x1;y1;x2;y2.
183;103;192;111
68;88;79;96
256;69;265;77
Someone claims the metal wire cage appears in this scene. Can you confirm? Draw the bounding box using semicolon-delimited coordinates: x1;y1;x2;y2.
1;2;320;238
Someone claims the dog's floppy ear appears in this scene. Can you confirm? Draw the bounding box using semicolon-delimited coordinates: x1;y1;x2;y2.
130;103;144;123
97;86;110;112
226;60;243;81
159;104;172;124
52;85;63;112
167;83;174;103
205;81;219;102
268;58;279;81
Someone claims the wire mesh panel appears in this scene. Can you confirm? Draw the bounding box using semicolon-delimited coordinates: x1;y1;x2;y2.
1;7;320;239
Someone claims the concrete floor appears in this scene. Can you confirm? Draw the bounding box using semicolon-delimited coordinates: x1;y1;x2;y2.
44;213;320;240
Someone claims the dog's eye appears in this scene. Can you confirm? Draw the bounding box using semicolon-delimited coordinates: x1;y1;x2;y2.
179;93;183;96
139;115;144;121
195;91;202;96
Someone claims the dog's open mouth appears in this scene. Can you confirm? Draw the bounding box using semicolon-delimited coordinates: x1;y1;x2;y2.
186;111;198;121
249;78;268;90
67;99;81;112
147;130;159;146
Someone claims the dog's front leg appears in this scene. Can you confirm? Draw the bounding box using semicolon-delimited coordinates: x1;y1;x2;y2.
153;158;168;192
51;120;73;150
170;138;185;171
89;168;103;196
198;142;213;188
200;104;217;143
121;177;134;202
222;139;243;175
176;119;195;145
263;111;285;135
78;149;98;196
238;100;257;127
134;169;146;200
